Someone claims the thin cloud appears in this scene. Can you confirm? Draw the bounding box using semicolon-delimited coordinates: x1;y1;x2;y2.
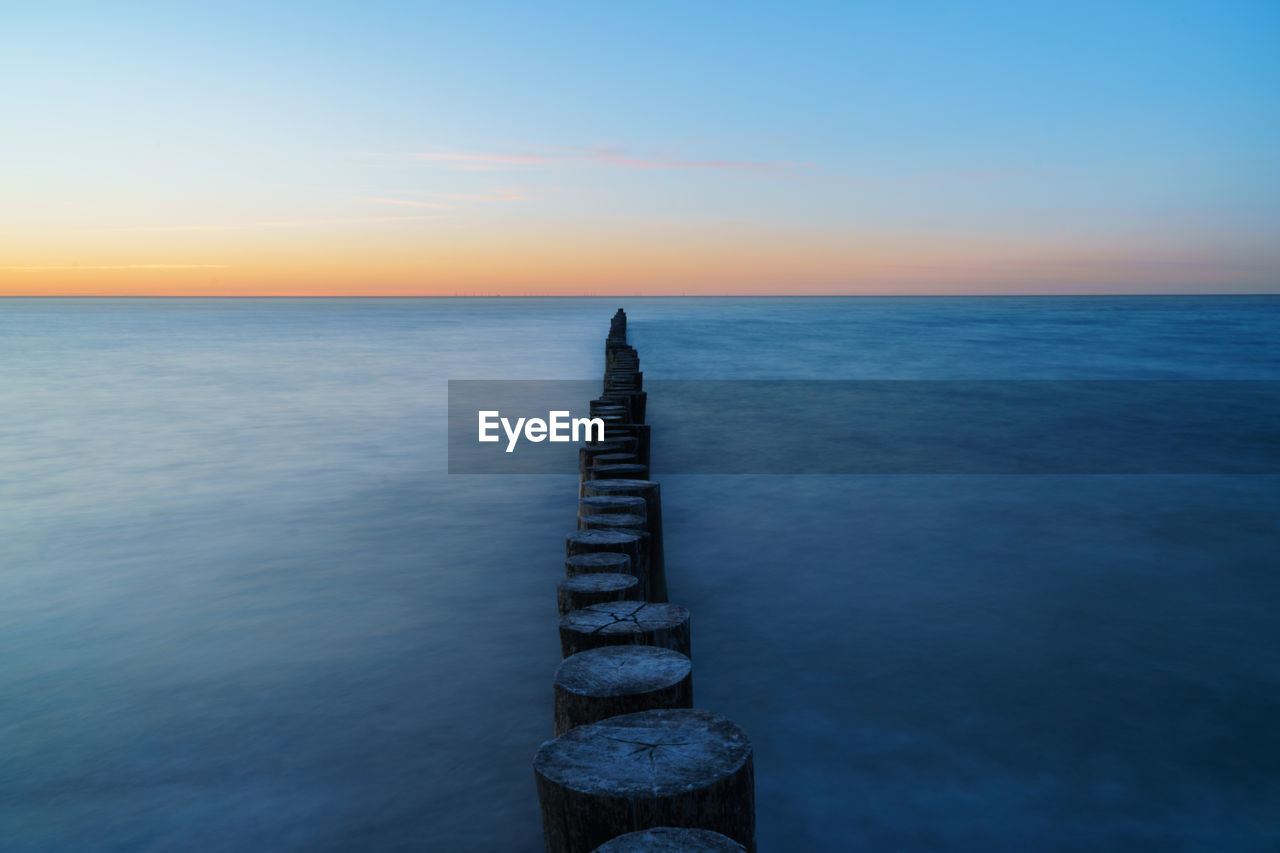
585;146;809;171
93;214;447;233
842;168;1009;188
3;264;229;271
370;187;539;205
418;152;561;165
360;146;814;173
360;151;565;172
421;188;535;201
360;197;453;209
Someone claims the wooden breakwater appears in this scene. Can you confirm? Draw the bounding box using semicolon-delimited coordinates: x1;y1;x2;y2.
532;309;756;853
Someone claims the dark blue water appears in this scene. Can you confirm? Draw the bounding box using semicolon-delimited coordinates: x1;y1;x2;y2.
2;297;1277;851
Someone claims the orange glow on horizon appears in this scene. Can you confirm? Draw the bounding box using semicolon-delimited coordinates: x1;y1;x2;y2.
3;224;1273;297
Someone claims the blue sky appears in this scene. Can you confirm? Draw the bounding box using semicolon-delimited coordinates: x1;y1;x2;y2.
3;0;1278;294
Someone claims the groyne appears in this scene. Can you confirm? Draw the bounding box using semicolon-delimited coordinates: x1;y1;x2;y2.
532;309;756;853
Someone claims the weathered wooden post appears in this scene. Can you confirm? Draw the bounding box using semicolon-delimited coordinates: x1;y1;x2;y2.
591;828;746;852
589;452;637;467
586;434;636;451
601;379;637;394
596;392;636;422
556;573;640;617
578;444;638;496
589;401;628;418
580;479;667;603
564;552;631;577
577;495;647;528
579;513;646;534
534;309;755;853
553;645;692;734
603;392;645;424
558;600;690;657
598;424;650;467
534;709;756;852
565;529;649;598
578;443;629;475
587;462;649;481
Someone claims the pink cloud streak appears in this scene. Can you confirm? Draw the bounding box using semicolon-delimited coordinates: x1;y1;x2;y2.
362;146;814;173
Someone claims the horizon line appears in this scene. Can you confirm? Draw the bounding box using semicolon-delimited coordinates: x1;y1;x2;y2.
3;292;1278;299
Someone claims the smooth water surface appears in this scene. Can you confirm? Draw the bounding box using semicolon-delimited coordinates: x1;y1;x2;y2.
2;297;1277;851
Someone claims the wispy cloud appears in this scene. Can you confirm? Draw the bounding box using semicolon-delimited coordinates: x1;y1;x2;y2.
359;151;565;172
3;264;229;271
360;145;814;173
364;187;539;208
418;187;537;201
92;214;446;233
584;146;808;172
360;197;453;209
842;168;1010;188
420;152;562;166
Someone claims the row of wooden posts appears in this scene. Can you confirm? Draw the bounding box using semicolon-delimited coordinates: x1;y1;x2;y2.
531;309;757;853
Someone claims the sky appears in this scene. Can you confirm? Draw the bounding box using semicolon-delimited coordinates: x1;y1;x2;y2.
2;0;1278;296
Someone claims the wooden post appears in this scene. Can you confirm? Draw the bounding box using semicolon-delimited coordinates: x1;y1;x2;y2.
597;395;635;422
597;424;650;468
577;495;647;528
565;529;649;598
591;828;746;852
534;709;756;852
556;573;640;617
558;600;690;657
565;552;631;577
580;479;666;603
533;310;755;853
589;401;628;418
590;452;637;467
629;391;647;423
553;645;692;735
587;433;636;449
588;462;649;482
578;444;637;496
579;513;646;534
578;443;628;471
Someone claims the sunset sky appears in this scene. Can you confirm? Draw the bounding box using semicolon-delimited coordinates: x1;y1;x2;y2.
3;0;1278;296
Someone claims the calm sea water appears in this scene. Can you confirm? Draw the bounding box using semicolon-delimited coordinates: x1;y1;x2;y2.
2;297;1277;851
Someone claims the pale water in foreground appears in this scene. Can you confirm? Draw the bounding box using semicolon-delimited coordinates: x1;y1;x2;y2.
2;297;1277;850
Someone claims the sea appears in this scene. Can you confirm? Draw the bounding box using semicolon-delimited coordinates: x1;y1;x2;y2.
2;296;1277;851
